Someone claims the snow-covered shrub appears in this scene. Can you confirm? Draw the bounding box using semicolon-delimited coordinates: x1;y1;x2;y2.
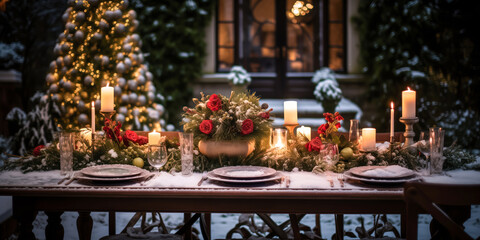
0;42;24;69
312;68;342;113
227;65;252;86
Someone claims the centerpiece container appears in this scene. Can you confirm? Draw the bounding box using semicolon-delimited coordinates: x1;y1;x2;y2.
198;139;255;158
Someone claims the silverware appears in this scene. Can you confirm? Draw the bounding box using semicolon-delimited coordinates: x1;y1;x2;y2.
140;174;155;186
337;173;344;188
285;175;290;188
197;172;208;186
64;173;78;186
57;176;70;185
328;177;334;188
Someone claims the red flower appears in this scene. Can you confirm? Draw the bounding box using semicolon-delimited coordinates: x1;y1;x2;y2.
334;112;344;121
103;126;115;140
305;137;323;152
241;119;254;135
206;94;222;112
335;123;341;129
114;122;122;137
199;120;214;134
124;130;138;143
260;112;270;119
323;113;334;123
318;123;328;135
136;136;148;145
33;145;45;156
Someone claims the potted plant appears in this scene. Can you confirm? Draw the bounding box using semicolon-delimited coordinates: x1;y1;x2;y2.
227;65;251;93
312;68;343;113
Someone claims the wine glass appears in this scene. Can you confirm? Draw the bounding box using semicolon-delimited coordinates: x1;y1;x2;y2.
147;144;168;175
417;131;430;175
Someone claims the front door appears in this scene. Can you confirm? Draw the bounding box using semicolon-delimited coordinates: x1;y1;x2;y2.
241;0;320;98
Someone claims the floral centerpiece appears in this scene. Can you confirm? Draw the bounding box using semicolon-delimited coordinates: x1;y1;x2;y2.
182;91;273;157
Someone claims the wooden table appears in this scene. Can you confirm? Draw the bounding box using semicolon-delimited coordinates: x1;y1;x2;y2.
0;183;406;240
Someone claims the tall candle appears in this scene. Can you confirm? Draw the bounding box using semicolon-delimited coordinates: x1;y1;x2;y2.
362;128;376;151
297;126;311;140
91;101;95;136
402;87;416;118
101;83;114;112
390;102;394;140
148;130;161;145
284;101;298;125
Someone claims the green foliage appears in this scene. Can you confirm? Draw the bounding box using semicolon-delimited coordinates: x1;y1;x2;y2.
131;0;214;127
353;0;480;149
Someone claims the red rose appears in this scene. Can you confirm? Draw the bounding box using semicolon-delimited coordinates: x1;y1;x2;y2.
305;137;323;152
33;145;45;156
136;136;148;145
241;119;254;135
103;126;115;140
123;130;138;146
206;94;222;112
324;113;334;123
318;123;328;135
199;120;213;134
335;123;341;129
114;122;122;137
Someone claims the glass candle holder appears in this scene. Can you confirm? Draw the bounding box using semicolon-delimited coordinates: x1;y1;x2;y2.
272;128;288;149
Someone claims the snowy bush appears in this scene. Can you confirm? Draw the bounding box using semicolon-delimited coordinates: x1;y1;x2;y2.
0;42;24;69
312;68;342;113
227;65;251;86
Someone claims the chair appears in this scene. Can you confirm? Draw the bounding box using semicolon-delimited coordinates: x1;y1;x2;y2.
404;182;480;240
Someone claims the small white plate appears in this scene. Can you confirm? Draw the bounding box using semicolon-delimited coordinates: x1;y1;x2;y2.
207;171;283;184
212;166;277;179
81;164;143;178
349;165;416;180
77;169;152;182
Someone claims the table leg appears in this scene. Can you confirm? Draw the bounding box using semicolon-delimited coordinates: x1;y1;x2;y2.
334;214;344;240
45;211;64;240
289;214;302;239
401;212;406;238
183;213;192;239
108;211;116;235
77;211;92;240
204;213;211;239
314;214;322;237
13;197;37;240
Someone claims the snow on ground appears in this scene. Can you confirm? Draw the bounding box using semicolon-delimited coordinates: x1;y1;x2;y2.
28;208;480;239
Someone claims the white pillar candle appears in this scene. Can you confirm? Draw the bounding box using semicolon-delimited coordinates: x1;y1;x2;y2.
91;101;95;137
148;130;161;145
362;128;376;151
390;102;394;140
284;101;298;125
101;83;114;112
402;87;416;118
297;126;311;140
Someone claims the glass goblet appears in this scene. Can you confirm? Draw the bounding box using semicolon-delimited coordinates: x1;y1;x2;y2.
417;131;431;175
147;144;168;175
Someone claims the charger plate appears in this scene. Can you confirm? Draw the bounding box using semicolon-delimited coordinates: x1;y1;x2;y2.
344;171;421;185
77;169;152;182
207;171;282;184
81;164;143;178
349;165;416;180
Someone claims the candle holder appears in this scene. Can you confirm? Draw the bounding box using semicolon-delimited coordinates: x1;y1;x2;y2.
399;117;419;147
100;110;116;121
283;123;299;137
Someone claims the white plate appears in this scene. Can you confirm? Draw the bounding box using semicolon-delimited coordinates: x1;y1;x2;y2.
212;166;277;179
207;171;283;184
344;171;421;185
349;165;416;180
81;164;143;178
77;169;153;182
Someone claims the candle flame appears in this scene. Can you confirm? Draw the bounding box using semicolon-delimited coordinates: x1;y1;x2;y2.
391;102;394;109
407;87;411;91
91;101;95;108
153;130;156;133
106;82;109;87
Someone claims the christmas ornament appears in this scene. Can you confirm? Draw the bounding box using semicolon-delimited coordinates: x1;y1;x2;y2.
121;94;129;103
129;93;138;104
93;33;103;41
116;62;125;73
137;75;145;85
123;44;132;52
49;84;59;93
146;72;153;81
128;10;136;20
116;53;124;60
114;86;122;96
101;56;110;66
99;19;109;32
138;95;146;106
49;62;56;71
63;55;72;66
113;9;122;20
74;30;84;42
76;12;85;23
124;57;132;68
56;57;64;67
104;10;115;21
46;73;57;84
66;22;75;33
84;76;93;85
128;80;137;90
116;113;125;123
78;113;88;124
63;81;74;91
118;77;126;87
119;106;128;115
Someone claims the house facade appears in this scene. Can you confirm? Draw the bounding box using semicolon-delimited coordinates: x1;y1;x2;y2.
195;0;365;105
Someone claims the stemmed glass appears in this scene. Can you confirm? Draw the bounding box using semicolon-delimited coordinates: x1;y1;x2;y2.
147;144;168;176
417;131;430;175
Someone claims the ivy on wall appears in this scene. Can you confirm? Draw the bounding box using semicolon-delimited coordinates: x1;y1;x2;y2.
353;0;480;149
131;0;214;128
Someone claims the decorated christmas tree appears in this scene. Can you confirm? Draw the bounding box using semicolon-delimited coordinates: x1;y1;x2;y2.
46;0;164;131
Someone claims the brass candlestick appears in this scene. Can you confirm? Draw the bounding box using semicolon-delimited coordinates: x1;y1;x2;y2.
399;117;418;147
283;123;299;137
100;110;116;121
